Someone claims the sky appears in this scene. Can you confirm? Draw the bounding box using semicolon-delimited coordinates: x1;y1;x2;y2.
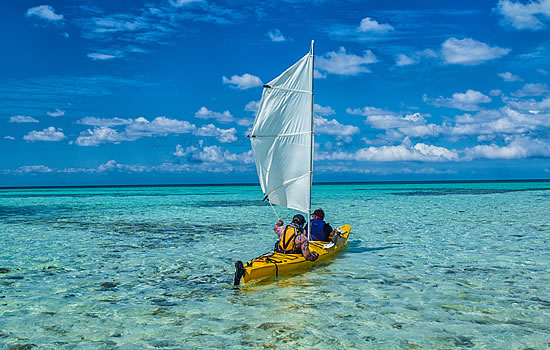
1;0;550;187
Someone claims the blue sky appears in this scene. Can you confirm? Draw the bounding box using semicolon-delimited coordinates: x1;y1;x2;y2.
1;0;550;186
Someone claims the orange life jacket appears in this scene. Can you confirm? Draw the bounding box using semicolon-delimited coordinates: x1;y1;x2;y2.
277;225;303;254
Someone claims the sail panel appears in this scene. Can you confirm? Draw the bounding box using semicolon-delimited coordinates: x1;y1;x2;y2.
250;52;313;214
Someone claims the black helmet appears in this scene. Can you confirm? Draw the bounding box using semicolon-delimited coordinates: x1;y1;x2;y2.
292;214;306;227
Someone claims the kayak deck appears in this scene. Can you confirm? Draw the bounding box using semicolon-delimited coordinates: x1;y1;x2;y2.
234;224;350;285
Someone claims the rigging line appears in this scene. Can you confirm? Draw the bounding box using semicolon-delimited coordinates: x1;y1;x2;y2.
267;197;281;222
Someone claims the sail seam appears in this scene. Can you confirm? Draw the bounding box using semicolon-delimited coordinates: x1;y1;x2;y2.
250;131;312;138
266;86;312;95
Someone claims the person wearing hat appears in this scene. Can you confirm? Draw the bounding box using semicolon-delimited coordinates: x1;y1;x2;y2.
306;208;334;242
274;214;318;261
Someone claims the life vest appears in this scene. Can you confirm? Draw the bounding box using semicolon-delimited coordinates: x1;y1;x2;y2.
277;224;303;254
309;219;327;241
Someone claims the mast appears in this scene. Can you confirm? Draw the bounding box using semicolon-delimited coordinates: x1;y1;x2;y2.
308;40;314;241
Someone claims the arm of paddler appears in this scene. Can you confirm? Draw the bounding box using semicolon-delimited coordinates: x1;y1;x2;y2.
274;220;285;238
297;235;318;261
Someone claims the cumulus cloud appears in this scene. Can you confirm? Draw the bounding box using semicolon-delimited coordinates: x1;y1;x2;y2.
10;115;39;123
4;136;16;140
77;117;133;126
76;127;127;146
195;106;234;123
396;54;416;67
47;108;65;117
464;136;550;160
317;138;459;162
316;47;377;75
349;108;443;138
267;28;286;42
125;116;195;138
498;72;522;82
441;38;510;65
358;17;394;33
496;0;550;31
23;127;66;142
315;164;456;175
194;124;237;143
222;73;263;89
173;143;253;164
244;100;260;113
26;5;64;22
76;116;196;146
395;49;438;67
347;106;397;117
314;116;360;142
511;83;549;97
424;89;492;111
314;104;336;116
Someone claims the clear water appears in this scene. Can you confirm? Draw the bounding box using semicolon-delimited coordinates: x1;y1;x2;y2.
1;182;549;349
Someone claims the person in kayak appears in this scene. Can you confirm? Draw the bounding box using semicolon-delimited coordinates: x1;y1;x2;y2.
274;214;318;261
305;208;334;242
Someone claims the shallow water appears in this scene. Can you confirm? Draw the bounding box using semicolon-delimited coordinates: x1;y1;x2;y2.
1;182;549;349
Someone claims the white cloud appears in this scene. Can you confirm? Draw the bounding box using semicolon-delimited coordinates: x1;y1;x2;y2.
23;127;66;142
222;73;263;89
18;165;54;173
317;138;459;162
26;5;64;22
314;104;336;116
169;0;202;7
314;116;359;142
10;115;39;123
87;53;118;61
347;106;397;117
464;136;550;160
496;0;550;31
511;83;549;97
125;116;195;137
76;126;127;146
267;28;286;42
490;89;503;96
4;136;16;140
358;17;394;33
498;72;522;82
441;38;510;65
424;89;492;111
316;47;377;76
76;116;196;146
352;109;443;138
195;106;234;123
194;124;237;143
173;143;253;164
314;69;327;79
396;54;416;67
245;100;260;113
315;164;456;175
47;108;65;117
77;117;133;126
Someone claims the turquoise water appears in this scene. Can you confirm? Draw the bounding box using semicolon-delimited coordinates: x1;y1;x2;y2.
1;182;549;349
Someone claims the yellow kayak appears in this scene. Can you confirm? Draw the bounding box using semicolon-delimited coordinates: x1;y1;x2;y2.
234;224;351;285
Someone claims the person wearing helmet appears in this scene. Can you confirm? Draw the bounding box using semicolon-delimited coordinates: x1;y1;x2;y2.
274;214;318;261
305;208;334;242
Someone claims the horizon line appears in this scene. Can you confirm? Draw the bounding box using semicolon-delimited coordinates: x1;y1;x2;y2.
1;178;550;190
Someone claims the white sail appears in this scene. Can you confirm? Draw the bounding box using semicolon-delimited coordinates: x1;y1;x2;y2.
249;46;314;215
